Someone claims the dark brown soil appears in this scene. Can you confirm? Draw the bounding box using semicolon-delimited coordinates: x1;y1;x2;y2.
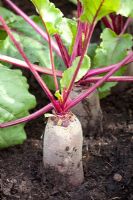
1;1;133;199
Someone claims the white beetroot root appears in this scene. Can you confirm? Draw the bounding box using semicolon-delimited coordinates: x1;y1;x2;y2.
43;112;84;187
70;86;103;137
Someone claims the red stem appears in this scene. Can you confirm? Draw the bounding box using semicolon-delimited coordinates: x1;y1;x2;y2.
77;0;83;56
0;104;53;128
69;1;83;65
110;14;118;34
69;22;83;66
0;54;62;77
84;57;133;78
54;34;70;68
43;21;59;91
117;15;123;34
0;16;62;113
80;76;133;83
77;0;82;18
102;17;114;30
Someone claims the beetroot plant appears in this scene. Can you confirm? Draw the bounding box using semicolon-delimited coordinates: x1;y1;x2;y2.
0;0;133;186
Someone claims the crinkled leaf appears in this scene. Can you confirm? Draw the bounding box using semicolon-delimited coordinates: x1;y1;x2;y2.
1;7;65;68
118;0;133;17
0;66;36;148
93;28;133;98
94;28;133;66
9;15;45;42
0;31;51;67
31;0;63;35
0;7;17;24
80;0;120;23
60;55;90;91
0;8;52;67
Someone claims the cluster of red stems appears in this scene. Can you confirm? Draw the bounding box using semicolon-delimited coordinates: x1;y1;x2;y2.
0;0;133;128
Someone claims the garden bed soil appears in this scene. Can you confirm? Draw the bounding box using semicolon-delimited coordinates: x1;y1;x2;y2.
0;85;133;200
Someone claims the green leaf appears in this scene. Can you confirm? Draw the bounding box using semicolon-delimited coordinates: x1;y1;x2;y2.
98;82;116;99
54;90;63;102
0;8;65;88
0;66;36;148
0;8;67;91
60;55;91;91
9;15;45;42
42;74;58;91
0;6;76;62
0;6;75;92
0;7;17;24
118;0;133;17
30;1;77;48
58;18;77;53
0;31;51;67
0;7;55;68
93;28;133;98
80;0;120;23
0;125;26;149
87;43;98;66
31;0;63;35
94;28;133;67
